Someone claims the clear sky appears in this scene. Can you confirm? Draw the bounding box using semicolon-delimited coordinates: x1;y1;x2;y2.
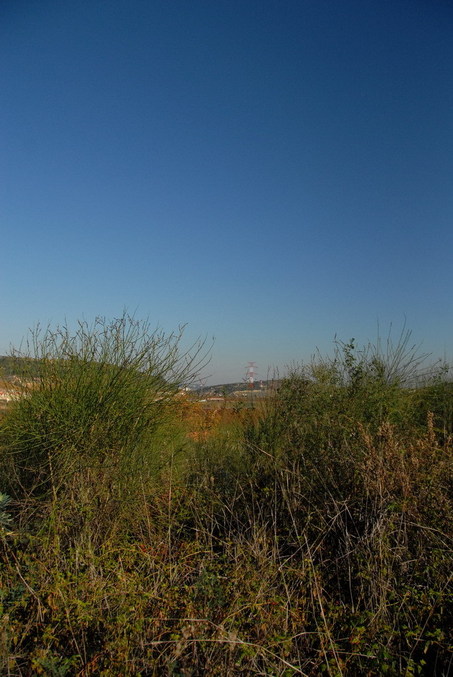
2;0;453;384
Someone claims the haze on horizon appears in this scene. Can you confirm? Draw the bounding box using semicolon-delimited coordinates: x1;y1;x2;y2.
1;0;453;384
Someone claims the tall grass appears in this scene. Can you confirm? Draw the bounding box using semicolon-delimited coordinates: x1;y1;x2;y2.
0;324;451;675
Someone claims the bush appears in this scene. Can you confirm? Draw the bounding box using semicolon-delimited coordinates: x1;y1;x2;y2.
0;314;207;506
1;326;451;675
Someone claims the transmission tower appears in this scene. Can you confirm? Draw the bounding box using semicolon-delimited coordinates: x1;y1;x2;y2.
245;362;257;389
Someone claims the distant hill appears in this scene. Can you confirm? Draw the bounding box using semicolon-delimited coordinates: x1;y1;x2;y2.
0;355;24;378
0;355;50;378
196;379;279;396
0;358;279;394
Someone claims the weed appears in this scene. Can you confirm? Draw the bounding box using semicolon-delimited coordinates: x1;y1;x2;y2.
0;325;451;675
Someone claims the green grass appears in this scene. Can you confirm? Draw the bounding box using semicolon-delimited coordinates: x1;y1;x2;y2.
0;320;451;675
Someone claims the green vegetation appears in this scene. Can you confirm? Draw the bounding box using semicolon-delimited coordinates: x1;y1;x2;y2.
0;320;451;675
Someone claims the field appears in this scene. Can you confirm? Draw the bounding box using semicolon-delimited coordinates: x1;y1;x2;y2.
0;319;451;676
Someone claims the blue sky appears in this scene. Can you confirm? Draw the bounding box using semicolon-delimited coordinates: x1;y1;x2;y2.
2;0;453;384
